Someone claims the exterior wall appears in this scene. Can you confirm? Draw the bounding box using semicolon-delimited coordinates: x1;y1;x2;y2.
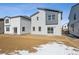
46;13;62;36
0;20;4;34
4;17;20;34
31;10;46;35
31;10;62;35
4;17;11;34
69;4;79;37
46;11;58;25
20;17;31;34
10;17;20;34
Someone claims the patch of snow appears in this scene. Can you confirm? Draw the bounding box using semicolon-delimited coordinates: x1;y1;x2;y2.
33;42;79;55
1;42;79;55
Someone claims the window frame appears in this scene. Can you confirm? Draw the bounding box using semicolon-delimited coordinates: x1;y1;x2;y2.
37;17;39;21
6;25;10;31
74;14;76;20
33;27;35;31
38;26;41;31
52;15;55;20
22;27;25;32
47;27;53;34
5;19;9;23
71;24;74;32
48;15;51;20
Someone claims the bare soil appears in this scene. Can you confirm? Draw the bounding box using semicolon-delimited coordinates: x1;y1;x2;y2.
0;34;79;54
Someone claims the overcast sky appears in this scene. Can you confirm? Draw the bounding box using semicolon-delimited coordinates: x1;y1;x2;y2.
0;3;76;25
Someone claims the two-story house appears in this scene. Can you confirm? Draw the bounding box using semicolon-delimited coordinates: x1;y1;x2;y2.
4;16;31;35
69;4;79;37
31;8;62;35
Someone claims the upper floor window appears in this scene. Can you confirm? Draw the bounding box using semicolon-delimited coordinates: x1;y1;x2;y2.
48;15;51;20
52;15;55;19
5;19;9;23
22;27;25;32
48;14;55;20
74;14;76;20
37;17;39;21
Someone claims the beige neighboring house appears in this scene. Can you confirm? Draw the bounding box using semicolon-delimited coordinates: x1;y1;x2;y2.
69;4;79;37
31;8;62;36
0;18;4;34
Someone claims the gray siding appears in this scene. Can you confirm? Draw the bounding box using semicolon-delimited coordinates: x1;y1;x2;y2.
0;20;4;34
69;4;79;37
46;11;58;25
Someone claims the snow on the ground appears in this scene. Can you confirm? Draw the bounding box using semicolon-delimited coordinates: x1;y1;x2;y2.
1;42;79;55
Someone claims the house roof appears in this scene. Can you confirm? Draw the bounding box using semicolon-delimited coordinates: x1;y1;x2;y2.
30;12;39;17
0;18;4;21
37;8;62;13
69;3;79;19
11;15;31;20
30;8;62;17
4;15;31;20
72;3;79;8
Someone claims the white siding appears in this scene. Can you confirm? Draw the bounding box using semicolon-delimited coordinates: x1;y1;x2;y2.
31;10;46;35
31;10;62;36
4;17;20;34
4;16;31;35
20;17;31;34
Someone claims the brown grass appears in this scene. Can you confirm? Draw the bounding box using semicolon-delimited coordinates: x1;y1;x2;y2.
0;34;79;54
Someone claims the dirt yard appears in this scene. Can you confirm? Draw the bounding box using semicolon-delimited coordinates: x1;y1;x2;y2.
0;34;79;54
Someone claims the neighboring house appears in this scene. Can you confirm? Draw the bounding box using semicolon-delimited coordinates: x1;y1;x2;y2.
62;23;68;34
69;4;79;37
31;8;62;36
4;16;31;35
0;18;4;34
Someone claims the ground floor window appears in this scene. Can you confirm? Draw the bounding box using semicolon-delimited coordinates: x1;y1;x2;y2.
71;24;74;32
38;26;41;31
14;27;17;33
6;25;10;31
47;27;53;34
33;27;35;31
22;27;25;31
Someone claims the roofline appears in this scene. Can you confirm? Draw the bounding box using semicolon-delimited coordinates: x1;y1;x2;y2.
72;3;79;8
4;15;31;20
30;8;62;17
0;18;4;21
68;3;79;19
30;12;39;17
37;8;62;13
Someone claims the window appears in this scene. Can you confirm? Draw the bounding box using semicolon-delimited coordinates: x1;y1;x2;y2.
52;15;55;19
5;19;9;23
47;27;50;33
33;27;35;31
38;26;41;31
74;14;76;20
22;27;25;31
48;15;51;20
71;24;74;32
48;14;55;20
37;17;39;21
47;27;53;33
6;26;10;31
51;27;53;33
